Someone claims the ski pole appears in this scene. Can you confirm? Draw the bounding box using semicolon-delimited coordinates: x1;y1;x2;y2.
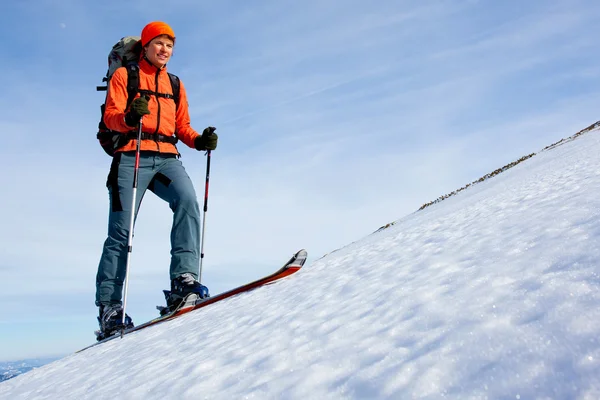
199;133;213;283
121;116;144;337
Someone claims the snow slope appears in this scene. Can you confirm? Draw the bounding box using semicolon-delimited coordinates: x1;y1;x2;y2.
1;127;600;399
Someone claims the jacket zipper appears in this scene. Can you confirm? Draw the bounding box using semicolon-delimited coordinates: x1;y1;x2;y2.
153;69;162;152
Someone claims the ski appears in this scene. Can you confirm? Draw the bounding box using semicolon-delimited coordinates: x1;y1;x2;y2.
78;249;307;353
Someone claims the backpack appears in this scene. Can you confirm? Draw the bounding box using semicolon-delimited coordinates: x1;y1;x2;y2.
97;36;181;156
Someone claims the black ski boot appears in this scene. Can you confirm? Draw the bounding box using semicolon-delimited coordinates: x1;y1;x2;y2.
159;273;210;315
95;304;134;341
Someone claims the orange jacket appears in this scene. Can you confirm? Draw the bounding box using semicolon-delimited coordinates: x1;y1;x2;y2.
104;58;199;154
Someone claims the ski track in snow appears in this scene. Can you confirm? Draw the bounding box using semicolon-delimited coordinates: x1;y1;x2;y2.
1;131;600;399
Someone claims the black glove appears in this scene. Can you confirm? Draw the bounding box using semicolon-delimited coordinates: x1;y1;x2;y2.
124;97;151;127
194;127;218;151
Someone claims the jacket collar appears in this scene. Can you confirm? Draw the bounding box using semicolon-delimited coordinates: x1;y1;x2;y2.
139;56;168;75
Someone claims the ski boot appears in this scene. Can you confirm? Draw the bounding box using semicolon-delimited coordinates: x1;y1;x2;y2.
95;304;134;341
158;273;210;316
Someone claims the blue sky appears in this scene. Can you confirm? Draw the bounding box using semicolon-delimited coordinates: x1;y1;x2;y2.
1;0;600;361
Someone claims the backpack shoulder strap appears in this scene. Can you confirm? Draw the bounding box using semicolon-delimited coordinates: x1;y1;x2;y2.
123;66;180;110
167;72;180;109
125;64;140;109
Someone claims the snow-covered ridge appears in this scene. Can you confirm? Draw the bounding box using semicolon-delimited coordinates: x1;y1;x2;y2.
416;120;600;212
541;120;600;152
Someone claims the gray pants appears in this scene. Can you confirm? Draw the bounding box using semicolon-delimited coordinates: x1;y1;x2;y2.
96;152;201;307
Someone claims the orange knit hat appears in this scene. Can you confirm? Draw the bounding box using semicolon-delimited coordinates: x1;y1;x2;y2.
141;21;175;46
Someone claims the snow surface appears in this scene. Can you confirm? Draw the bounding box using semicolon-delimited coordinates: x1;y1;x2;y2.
1;129;600;399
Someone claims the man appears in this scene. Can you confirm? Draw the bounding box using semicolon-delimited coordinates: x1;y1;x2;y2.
95;21;218;339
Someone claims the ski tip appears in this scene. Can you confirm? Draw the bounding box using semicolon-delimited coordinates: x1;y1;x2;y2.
289;249;308;267
296;249;307;258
